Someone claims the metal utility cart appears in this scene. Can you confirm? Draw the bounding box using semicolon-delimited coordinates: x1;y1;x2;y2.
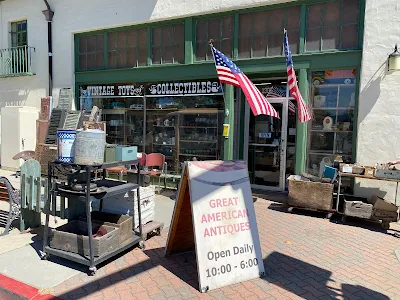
42;159;143;275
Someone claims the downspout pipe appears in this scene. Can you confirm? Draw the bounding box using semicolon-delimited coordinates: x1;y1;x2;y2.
42;0;54;97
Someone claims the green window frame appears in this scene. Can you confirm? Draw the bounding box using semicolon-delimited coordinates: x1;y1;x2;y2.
237;6;301;59
108;28;148;69
151;23;185;65
10;20;28;48
195;15;234;61
78;34;105;71
305;0;360;52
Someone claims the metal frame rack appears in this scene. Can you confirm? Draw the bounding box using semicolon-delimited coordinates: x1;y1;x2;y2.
42;159;143;275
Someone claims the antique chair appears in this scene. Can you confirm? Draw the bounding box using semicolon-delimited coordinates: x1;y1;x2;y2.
146;153;167;193
0;177;21;236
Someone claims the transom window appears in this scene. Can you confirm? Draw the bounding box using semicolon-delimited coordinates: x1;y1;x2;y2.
78;34;105;71
11;20;27;47
238;6;301;59
306;0;360;51
108;28;148;68
195;16;234;61
151;23;185;65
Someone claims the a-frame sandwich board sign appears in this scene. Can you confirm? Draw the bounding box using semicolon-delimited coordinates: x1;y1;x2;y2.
165;160;265;292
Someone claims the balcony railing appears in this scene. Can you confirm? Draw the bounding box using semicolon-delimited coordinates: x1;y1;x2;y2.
0;46;35;78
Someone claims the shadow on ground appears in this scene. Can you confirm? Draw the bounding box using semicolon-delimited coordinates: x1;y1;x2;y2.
54;246;390;300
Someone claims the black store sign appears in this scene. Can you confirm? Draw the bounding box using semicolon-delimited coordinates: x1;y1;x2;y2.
81;80;222;97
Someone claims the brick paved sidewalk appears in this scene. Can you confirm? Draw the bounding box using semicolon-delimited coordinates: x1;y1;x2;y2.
52;200;400;300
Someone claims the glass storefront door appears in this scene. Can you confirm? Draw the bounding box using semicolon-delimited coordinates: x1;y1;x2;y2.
245;100;288;191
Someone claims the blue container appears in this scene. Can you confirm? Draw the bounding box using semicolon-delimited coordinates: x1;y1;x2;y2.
116;146;137;161
57;129;77;163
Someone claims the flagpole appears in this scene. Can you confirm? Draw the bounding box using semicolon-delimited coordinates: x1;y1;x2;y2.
209;39;234;160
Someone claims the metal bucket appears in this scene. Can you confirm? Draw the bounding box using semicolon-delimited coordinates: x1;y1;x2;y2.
57;129;77;163
74;127;106;165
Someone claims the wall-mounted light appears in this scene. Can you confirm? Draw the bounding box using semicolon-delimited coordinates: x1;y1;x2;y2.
388;44;400;72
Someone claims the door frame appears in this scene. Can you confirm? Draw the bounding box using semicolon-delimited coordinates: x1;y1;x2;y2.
243;95;289;192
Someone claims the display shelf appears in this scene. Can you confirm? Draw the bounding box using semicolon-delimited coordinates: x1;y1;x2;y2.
179;154;216;158
180;126;217;129
311;130;352;133
180;140;217;143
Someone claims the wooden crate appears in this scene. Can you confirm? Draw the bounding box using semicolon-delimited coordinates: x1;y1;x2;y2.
50;220;119;257
288;176;333;211
80;212;133;245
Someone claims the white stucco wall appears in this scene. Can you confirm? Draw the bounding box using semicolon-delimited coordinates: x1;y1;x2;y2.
355;0;400;204
0;0;298;110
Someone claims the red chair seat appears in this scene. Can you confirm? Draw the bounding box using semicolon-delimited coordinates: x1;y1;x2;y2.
106;167;127;174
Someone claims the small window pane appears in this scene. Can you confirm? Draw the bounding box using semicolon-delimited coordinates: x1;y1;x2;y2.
253;35;267;57
163;45;173;63
208;18;220;40
286;6;301;30
87;53;96;69
174;44;185;63
96;35;104;51
87;35;96;52
222;16;233;38
174;23;184;44
341;24;358;49
253;11;268;35
138;29;147;47
152;47;161;64
196;21;207;41
127;48;137;67
310;132;334;153
307;4;323;27
117;31;127;49
306;28;321;51
108;32;117;50
269;8;285;33
108;51;117;68
324;1;341;25
239;13;253;36
338;86;356;107
196;42;207;61
289;31;299;54
79;54;86;70
11;22;17;32
152;27;162;46
127;30;137;47
79;36;86;53
238;36;251;58
117;50;126;67
162;25;173;43
335;132;353;154
138;47;147;66
343;0;359;24
322;26;340;50
221;38;233;58
96;53;104;69
267;33;282;56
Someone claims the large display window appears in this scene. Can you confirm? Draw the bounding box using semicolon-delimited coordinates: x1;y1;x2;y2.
80;80;225;176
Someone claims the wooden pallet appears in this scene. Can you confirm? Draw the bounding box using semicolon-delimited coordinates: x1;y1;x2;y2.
287;205;336;219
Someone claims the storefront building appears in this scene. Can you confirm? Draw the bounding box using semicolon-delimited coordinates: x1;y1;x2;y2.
75;0;364;191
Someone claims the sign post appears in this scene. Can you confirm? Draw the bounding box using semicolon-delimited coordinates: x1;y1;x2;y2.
165;160;265;292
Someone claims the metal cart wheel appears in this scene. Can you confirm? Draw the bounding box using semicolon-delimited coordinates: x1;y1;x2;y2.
382;221;390;230
326;213;333;219
139;240;146;250
287;207;294;213
89;266;97;276
41;253;50;261
341;215;347;223
156;226;163;236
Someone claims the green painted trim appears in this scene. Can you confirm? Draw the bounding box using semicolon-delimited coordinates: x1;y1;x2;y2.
299;4;307;54
358;0;366;49
223;85;234;160
75;50;361;85
238;93;245;159
295;68;309;174
147;27;152;66
233;14;239;59
74;35;79;72
184;18;194;64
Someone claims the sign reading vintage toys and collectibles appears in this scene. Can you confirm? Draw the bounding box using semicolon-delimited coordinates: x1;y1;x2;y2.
165;161;265;292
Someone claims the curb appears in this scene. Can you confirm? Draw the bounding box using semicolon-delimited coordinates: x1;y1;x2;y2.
0;274;60;300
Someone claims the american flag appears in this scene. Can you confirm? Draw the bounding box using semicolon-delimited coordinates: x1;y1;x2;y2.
211;46;279;118
284;30;311;122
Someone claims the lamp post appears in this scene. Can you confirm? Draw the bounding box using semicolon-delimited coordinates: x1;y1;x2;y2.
388;44;400;72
